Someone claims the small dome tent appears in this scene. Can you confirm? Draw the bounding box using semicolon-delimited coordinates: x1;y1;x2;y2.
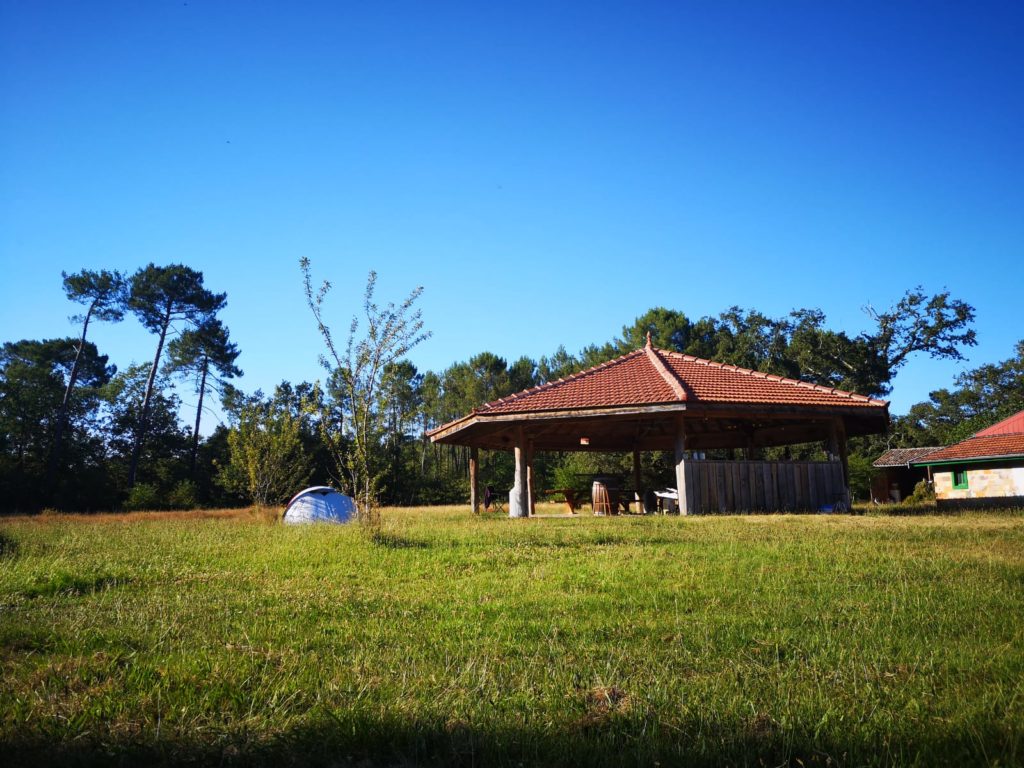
282;486;357;524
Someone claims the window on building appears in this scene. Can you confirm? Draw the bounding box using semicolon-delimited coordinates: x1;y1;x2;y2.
952;468;969;490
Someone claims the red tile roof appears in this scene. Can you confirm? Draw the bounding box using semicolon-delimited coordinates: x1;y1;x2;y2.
914;410;1024;464
873;447;943;468
658;351;885;407
476;345;887;415
976;410;1024;437
915;433;1024;464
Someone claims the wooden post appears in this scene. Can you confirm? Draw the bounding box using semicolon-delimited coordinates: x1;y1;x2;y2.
469;447;479;514
832;418;850;506
526;439;536;516
509;427;529;518
674;416;692;515
826;421;840;460
632;448;642;510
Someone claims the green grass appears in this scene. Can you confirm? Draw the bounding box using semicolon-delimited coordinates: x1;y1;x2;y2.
1;507;1022;767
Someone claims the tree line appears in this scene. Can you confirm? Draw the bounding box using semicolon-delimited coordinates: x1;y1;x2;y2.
4;262;1016;514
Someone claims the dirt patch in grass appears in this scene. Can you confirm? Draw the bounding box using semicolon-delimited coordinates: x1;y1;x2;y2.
577;686;634;730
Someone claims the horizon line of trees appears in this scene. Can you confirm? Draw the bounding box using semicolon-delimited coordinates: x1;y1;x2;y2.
3;264;1019;514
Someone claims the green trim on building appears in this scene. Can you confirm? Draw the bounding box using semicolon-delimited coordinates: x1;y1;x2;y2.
952;469;969;489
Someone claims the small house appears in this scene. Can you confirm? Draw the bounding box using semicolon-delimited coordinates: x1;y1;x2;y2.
912;410;1024;509
871;447;942;503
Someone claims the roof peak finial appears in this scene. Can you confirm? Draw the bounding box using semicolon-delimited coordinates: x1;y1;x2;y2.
645;331;652;348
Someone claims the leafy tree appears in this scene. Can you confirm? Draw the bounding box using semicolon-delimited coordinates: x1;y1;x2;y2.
508;355;539;393
102;363;190;495
899;339;1024;446
867;288;977;377
126;264;226;487
301;260;430;527
220;392;312;507
604;288;976;398
379;360;423;504
782;289;976;396
0;338;114;511
619;307;694;352
48;270;126;488
164;318;242;476
537;345;580;383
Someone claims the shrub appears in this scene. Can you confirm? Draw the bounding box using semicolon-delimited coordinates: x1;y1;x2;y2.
168;479;198;510
905;478;936;505
124;483;160;511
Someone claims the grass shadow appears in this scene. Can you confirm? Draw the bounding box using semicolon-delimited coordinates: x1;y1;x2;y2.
19;573;130;600
2;708;1012;768
0;531;17;558
371;531;431;550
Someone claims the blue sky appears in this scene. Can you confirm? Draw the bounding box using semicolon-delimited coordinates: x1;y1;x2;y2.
2;1;1022;432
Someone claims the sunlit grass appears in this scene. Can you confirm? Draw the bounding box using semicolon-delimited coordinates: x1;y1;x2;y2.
1;506;1022;766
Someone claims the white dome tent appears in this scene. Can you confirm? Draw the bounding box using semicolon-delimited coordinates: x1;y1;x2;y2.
282;486;357;524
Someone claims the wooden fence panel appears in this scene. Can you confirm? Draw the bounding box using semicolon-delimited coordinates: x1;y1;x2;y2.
679;459;845;514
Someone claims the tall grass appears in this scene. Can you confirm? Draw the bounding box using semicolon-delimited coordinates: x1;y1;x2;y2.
1;507;1022;766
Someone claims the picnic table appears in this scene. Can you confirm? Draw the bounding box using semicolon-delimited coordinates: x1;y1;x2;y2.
542;487;646;515
543;489;584;514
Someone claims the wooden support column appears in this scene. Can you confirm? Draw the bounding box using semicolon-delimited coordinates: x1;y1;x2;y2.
526;439;536;516
632;448;642;504
743;427;755;460
469;447;479;514
673;416;692;515
509;426;529;518
831;417;851;506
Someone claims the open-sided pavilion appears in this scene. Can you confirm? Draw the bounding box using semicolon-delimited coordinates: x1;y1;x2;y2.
428;339;889;516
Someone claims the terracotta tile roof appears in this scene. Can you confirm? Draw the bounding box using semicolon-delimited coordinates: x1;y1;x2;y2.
873;447;943;468
658;351;886;408
914;433;1024;464
975;410;1024;436
476;345;888;415
479;350;678;413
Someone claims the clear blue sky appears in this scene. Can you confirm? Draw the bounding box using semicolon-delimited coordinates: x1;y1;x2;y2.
2;1;1022;432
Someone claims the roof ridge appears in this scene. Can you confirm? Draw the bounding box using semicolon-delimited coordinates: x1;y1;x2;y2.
477;348;646;412
644;345;688;401
659;348;888;406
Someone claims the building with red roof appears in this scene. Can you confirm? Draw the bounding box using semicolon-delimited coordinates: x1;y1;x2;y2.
913;410;1024;508
429;339;890;516
871;447;943;503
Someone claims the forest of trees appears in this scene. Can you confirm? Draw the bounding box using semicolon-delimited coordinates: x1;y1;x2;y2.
2;263;1018;514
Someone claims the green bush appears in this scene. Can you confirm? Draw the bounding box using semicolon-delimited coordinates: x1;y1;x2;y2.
905;478;936;505
168;479;198;510
123;483;160;511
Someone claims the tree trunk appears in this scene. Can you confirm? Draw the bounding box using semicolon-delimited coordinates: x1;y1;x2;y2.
190;355;209;477
46;302;95;497
128;306;172;488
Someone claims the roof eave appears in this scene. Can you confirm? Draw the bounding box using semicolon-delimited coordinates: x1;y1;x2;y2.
430;399;888;445
915;453;1024;467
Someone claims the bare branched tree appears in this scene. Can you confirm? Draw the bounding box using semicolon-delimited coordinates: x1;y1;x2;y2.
301;258;430;528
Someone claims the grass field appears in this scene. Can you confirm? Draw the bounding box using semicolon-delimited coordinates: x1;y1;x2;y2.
1;506;1022;767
